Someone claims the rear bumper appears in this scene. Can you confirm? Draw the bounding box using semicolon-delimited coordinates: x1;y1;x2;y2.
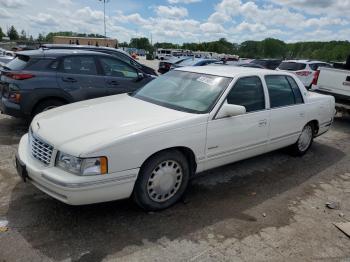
16;134;139;205
0;97;25;118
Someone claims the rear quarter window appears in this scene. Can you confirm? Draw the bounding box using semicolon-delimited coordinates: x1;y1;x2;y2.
26;59;58;71
278;62;306;71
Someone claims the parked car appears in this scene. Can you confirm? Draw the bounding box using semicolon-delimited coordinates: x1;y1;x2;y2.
277;60;332;88
239;63;266;69
171;58;218;69
0;49;154;118
16;66;335;211
0;49;15;65
311;55;350;115
249;59;282;70
158;57;190;74
41;44;157;76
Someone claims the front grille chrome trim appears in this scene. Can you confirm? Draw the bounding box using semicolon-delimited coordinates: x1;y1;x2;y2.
29;131;54;166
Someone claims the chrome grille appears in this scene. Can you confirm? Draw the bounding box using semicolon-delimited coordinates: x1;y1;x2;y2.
30;132;54;165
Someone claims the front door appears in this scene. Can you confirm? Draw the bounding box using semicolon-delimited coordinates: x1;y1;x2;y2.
206;76;269;170
97;56;149;95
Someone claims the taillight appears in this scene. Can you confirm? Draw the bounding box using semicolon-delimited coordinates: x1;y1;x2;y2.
296;71;312;76
312;70;320;85
4;72;35;80
9;93;21;103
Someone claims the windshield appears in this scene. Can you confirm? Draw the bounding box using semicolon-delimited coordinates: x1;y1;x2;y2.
133;70;232;113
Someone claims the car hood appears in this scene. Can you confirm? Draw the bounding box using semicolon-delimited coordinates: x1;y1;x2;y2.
31;94;194;154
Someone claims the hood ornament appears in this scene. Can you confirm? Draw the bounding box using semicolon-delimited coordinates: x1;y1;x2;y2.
36;122;40;130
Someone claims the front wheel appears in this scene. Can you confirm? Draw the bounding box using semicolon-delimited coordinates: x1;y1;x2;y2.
133;150;190;211
289;123;314;156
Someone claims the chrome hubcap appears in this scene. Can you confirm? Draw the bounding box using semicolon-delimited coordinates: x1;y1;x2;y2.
147;160;183;203
298;125;312;152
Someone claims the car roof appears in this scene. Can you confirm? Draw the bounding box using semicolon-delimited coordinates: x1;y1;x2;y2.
176;65;292;78
16;49;111;58
282;60;326;64
42;44;131;57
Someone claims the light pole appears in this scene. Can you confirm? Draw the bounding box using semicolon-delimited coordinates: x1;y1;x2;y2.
99;0;109;38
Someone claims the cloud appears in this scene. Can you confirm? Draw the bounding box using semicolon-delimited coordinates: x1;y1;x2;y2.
75;7;104;23
0;0;26;8
168;0;201;3
0;8;11;18
269;0;350;17
28;13;58;27
154;5;188;18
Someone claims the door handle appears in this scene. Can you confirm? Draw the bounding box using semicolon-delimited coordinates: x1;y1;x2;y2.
62;77;77;83
299;112;305;117
107;80;119;86
258;119;267;127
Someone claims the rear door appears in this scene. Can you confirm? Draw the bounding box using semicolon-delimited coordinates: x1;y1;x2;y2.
97;56;149;95
56;55;107;101
265;75;306;151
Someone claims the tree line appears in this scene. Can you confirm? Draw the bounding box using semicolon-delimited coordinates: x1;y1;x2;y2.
1;25;349;61
123;37;350;62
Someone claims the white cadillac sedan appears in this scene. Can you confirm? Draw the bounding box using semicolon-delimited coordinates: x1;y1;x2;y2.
16;66;335;210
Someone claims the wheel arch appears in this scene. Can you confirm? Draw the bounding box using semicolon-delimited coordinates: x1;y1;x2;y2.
31;96;70;115
140;146;197;176
307;119;319;136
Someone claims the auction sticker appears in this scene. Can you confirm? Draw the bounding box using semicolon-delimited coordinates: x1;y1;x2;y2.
197;76;216;86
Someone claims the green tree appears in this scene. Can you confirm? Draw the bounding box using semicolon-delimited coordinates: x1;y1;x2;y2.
119;41;129;47
37;33;45;42
0;27;4;41
7;25;19;40
19;30;27;41
129;37;153;52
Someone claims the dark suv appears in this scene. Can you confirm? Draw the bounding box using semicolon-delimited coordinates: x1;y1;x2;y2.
0;49;154;118
41;44;157;76
250;59;282;70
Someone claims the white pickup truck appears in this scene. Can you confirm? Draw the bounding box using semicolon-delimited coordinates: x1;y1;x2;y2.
311;57;350;115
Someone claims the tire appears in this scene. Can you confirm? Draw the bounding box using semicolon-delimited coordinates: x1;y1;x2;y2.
133;150;190;211
32;99;66;117
289;123;314;156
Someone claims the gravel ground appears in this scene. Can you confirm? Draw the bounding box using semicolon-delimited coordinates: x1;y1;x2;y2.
0;112;349;262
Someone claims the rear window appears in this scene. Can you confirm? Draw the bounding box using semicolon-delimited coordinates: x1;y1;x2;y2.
5;55;30;70
278;62;306;71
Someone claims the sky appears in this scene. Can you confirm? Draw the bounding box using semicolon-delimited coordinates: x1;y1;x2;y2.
0;0;349;44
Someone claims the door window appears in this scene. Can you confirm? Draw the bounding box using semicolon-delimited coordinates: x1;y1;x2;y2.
265;75;298;108
286;76;304;104
62;56;97;75
99;57;138;79
227;76;265;112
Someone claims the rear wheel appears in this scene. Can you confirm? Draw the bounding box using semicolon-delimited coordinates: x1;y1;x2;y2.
290;123;314;156
32;99;66;116
133;150;190;211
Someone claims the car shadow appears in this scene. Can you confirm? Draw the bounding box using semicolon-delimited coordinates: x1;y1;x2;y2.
6;140;345;262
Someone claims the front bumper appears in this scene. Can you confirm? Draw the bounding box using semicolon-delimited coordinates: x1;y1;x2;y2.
0;97;25;118
16;134;139;205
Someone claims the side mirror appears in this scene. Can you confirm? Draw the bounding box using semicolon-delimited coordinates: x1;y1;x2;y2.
216;103;246;119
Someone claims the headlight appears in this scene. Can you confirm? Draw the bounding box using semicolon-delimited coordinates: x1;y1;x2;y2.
56;152;108;176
